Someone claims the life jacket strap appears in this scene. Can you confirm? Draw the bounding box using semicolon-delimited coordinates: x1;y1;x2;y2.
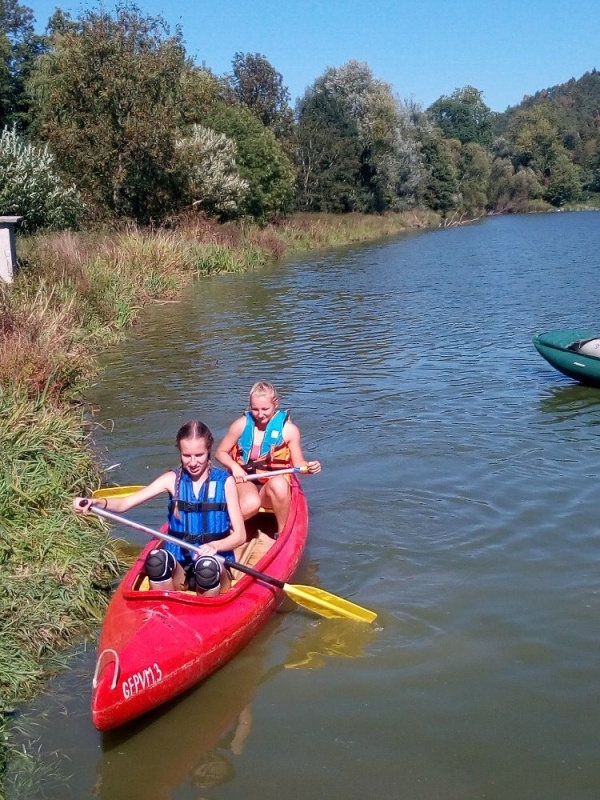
176;500;228;513
244;455;291;473
168;529;229;544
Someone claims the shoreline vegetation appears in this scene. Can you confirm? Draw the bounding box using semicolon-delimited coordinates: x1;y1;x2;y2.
0;209;437;768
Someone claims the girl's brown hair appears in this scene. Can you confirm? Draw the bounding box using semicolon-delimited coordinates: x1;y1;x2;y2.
175;420;214;451
173;421;214;519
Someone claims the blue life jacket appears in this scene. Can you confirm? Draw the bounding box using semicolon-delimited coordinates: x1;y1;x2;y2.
165;466;232;565
235;409;290;471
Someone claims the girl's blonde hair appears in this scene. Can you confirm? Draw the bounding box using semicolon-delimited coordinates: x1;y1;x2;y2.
247;381;279;406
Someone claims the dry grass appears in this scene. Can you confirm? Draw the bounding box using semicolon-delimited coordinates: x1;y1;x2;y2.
272;209;439;250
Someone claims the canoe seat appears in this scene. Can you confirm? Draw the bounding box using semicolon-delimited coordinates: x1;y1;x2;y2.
137;576;196;595
573;338;600;357
231;530;274;581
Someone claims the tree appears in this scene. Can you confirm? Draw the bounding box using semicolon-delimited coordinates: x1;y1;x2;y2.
509;105;582;205
488;157;543;212
0;33;11;121
448;140;492;217
544;152;581;205
28;5;194;223
419;130;458;215
0;0;47;129
295;88;363;211
428;86;494;147
511;106;559;174
296;60;424;212
204;102;296;220
223;52;294;142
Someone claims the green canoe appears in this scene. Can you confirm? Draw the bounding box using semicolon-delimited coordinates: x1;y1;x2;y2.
533;329;600;386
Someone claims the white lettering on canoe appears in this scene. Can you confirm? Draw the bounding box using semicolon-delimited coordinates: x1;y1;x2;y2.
122;663;162;699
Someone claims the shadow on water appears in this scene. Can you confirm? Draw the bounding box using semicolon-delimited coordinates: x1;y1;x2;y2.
96;648;269;799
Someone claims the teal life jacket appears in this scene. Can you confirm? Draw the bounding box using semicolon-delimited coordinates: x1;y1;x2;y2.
165;466;232;565
234;409;291;471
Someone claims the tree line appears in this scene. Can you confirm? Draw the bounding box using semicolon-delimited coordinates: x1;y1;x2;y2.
1;0;599;232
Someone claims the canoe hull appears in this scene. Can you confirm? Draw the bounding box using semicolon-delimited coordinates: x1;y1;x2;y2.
533;329;600;387
91;478;308;731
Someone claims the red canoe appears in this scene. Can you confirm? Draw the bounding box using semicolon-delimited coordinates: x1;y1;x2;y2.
91;477;308;731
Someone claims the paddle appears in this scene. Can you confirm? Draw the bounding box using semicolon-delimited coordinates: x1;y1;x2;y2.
88;506;377;623
91;467;311;500
245;465;309;481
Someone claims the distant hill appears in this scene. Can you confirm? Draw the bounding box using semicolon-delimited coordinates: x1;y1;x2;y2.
497;68;600;141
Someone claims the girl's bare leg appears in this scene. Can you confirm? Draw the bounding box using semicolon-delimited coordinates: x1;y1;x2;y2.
260;476;291;533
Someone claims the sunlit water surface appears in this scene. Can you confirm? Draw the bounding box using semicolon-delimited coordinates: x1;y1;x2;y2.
7;212;600;800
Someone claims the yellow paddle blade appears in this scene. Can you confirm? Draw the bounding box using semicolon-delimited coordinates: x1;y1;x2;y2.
283;583;377;624
92;485;145;500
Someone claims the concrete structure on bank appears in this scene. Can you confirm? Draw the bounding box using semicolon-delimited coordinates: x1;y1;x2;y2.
0;216;23;283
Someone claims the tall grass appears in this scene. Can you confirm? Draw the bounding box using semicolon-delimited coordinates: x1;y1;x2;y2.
271;209;439;250
0;391;123;705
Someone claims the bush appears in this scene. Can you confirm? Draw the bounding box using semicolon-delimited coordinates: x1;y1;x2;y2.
176;125;249;218
0;127;85;233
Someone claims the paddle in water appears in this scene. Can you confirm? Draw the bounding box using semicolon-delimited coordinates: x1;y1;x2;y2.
89;506;377;624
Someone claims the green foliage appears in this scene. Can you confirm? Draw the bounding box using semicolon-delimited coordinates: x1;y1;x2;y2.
295;88;363;211
27;4;193;223
420;131;458;215
0;31;13;123
0;389;123;706
428;86;494;147
544;152;582;206
511;106;559;173
498;69;600;205
488;158;543;212
504;105;583;207
179;66;221;126
448;140;492;217
0;126;84;232
191;242;267;274
0;0;47;130
204;102;296;220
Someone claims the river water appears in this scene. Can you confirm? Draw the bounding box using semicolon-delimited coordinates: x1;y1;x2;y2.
7;211;600;799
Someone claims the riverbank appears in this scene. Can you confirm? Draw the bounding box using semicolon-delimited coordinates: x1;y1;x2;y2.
0;209;438;769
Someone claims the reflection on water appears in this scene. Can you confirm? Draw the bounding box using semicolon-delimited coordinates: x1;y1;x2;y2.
96;649;266;799
6;595;374;799
94;616;374;798
284;618;376;670
539;382;600;418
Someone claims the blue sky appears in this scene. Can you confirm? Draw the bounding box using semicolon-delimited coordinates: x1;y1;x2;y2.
30;0;599;112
